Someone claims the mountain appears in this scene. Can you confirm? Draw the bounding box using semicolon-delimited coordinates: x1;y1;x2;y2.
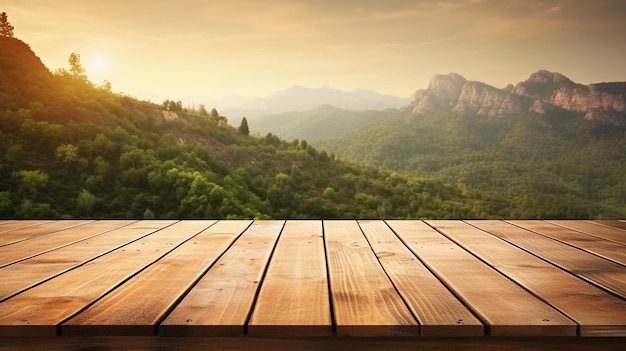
249;104;392;142
221;85;410;118
406;70;625;127
0;37;56;110
511;70;626;127
320;71;626;219
0;36;495;219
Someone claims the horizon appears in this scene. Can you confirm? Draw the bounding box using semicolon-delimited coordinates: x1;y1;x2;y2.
5;1;626;106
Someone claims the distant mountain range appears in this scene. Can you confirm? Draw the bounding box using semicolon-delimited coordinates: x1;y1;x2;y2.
218;85;411;119
243;70;626;143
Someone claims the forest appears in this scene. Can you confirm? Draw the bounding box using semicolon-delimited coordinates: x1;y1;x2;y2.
320;109;626;219
1;34;623;219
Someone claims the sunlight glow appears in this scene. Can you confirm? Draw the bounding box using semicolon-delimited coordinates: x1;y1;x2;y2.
84;54;110;82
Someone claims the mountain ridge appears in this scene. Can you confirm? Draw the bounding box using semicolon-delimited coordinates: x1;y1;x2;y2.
220;85;410;118
407;70;625;127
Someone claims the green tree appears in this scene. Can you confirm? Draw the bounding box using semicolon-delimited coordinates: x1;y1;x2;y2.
55;144;79;165
0;12;14;38
76;189;97;216
143;208;155;219
210;108;219;118
238;117;250;136
0;191;12;217
14;170;49;195
68;53;87;80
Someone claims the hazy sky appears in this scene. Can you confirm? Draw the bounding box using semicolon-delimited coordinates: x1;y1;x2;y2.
5;0;626;106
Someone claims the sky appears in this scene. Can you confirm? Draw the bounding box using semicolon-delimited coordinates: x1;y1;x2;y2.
4;0;626;106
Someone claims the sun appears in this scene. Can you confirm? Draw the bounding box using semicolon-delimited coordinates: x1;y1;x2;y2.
84;54;110;82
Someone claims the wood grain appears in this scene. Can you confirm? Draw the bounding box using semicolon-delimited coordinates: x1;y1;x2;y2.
248;220;332;337
448;220;626;336
324;220;418;337
0;220;177;302
0;220;184;336
62;220;248;336
392;220;575;336
0;220;54;234
547;220;626;246
498;220;626;299
520;220;626;266
0;220;92;246
589;220;626;231
159;221;284;337
0;220;134;267
361;220;483;336
2;219;626;342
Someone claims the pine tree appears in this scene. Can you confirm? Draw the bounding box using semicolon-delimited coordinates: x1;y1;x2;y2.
0;12;15;38
68;53;87;81
238;117;250;136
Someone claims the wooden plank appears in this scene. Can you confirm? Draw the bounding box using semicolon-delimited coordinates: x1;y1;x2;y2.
247;221;332;337
486;220;626;300
389;220;575;336
445;221;626;336
0;220;177;302
63;220;248;336
159;220;284;337
0;220;54;234
547;220;626;246
519;221;626;266
323;220;418;337
0;220;92;246
0;220;135;267
358;220;483;336
0;220;198;337
589;220;626;231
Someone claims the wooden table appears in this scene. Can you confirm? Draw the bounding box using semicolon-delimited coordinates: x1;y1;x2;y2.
1;219;625;350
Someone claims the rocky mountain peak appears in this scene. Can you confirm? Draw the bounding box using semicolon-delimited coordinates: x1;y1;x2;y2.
427;73;467;96
410;73;540;118
408;70;625;127
526;70;575;85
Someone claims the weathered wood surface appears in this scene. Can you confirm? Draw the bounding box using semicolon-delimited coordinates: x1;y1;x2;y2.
160;221;284;337
63;220;246;336
0;220;92;246
548;220;626;246
0;220;625;342
0;220;54;235
247;220;332;337
0;220;134;267
324;220;418;336
359;220;483;336
449;220;626;336
590;220;626;230
0;220;176;302
391;220;575;336
495;220;626;299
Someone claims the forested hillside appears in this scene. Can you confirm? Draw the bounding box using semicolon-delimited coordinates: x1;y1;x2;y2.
321;110;626;219
1;36;499;219
2;36;623;219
